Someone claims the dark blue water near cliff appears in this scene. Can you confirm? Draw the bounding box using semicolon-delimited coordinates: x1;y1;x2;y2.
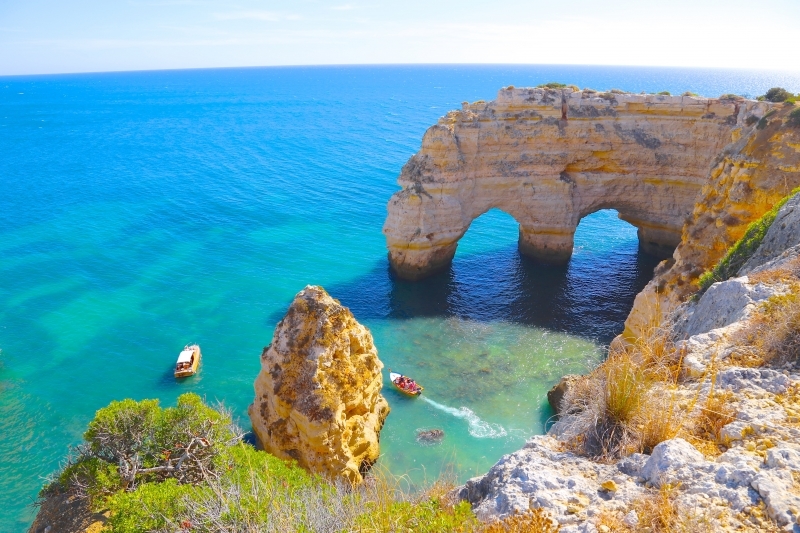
2;65;800;530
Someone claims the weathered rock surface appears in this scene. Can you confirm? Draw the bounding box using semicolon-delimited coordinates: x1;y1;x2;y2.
461;196;800;531
672;276;780;339
624;106;800;339
547;374;581;415
248;285;390;484
383;87;772;279
28;491;107;533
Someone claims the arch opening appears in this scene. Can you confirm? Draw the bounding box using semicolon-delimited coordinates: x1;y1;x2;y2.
454;208;521;259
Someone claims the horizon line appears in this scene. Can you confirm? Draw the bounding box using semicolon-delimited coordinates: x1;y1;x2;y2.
3;62;800;79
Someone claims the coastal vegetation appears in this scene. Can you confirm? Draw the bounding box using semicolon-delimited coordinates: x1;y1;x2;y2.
697;188;800;293
760;87;795;103
40;393;561;532
789;108;800;128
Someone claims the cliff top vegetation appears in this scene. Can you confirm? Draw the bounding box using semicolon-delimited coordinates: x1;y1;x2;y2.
38;393;560;533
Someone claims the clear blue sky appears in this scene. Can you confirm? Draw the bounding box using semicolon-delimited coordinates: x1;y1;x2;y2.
1;0;799;75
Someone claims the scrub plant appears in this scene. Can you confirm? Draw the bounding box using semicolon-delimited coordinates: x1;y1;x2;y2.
696;188;800;294
40;395;484;533
482;507;560;533
559;325;684;459
761;87;794;103
733;291;800;368
695;382;736;443
788;108;800;128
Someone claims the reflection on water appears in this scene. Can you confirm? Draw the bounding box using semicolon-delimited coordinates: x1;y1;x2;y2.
319;210;661;485
332;209;661;345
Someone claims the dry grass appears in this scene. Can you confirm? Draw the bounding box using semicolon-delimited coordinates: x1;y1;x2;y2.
482;508;561;533
733;289;800;367
633;483;681;533
634;390;682;454
695;387;737;443
558;326;685;458
596;483;717;533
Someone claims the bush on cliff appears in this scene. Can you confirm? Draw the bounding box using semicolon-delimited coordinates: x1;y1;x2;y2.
43;395;536;533
46;393;240;502
557;327;682;458
761;87;794;103
788;108;800;128
697;188;800;294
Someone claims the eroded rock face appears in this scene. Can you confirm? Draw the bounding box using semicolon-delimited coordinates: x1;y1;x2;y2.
383;87;771;280
624;107;800;338
461;198;800;531
248;285;390;484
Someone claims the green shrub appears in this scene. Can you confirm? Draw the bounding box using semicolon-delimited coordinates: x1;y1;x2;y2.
788;108;800;128
53;393;240;506
106;479;202;533
43;397;482;533
757;109;777;130
359;500;478;533
719;93;742;100
762;87;794;102
536;82;567;89
697;188;800;293
683;91;700;97
658;91;671;96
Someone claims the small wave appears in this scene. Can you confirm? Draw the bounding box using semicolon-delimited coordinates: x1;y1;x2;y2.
422;397;507;439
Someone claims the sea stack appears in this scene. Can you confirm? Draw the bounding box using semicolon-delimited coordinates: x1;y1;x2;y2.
248;285;390;484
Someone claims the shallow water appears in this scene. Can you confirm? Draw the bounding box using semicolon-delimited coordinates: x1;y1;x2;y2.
2;65;799;530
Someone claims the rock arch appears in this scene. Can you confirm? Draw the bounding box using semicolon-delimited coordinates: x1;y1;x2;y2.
383;87;770;280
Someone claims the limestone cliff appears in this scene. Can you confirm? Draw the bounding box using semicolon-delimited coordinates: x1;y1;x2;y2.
384;87;771;280
248;285;390;484
460;191;800;532
625;105;800;338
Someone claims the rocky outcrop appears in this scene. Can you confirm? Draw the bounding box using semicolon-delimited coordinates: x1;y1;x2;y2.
248;285;390;484
460;195;800;531
624;106;800;338
383;87;772;279
547;374;581;416
29;491;107;533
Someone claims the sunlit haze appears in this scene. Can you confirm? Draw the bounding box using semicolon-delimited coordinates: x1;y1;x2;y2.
1;0;799;75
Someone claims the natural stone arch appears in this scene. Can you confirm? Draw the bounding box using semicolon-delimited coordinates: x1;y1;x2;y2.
383;87;770;280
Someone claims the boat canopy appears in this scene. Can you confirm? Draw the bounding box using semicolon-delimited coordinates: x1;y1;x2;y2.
177;349;194;364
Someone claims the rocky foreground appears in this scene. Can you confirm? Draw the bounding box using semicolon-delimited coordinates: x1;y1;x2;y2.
459;194;800;532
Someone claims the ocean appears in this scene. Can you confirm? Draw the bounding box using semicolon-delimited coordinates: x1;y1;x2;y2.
2;64;799;530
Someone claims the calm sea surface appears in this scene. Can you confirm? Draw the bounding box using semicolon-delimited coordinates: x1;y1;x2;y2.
2;65;800;530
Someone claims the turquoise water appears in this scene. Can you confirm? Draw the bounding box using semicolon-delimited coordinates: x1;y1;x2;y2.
2;65;800;530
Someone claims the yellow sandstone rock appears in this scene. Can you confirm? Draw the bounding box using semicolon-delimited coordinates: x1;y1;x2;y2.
601;479;618;492
248;285;390;484
624;105;800;337
383;87;771;280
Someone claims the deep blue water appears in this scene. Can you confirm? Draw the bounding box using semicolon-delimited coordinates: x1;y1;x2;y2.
2;65;800;530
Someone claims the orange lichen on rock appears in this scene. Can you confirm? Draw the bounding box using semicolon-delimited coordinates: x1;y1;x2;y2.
247;285;390;484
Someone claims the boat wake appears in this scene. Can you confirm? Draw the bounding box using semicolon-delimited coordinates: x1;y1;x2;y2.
422;397;507;439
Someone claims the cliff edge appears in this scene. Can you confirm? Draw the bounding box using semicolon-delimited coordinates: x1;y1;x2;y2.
625;103;800;339
460;190;800;532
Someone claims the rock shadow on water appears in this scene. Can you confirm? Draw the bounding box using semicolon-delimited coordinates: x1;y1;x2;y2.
274;242;661;345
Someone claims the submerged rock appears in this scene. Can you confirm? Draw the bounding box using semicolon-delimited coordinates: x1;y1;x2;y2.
248;285;390;484
416;428;445;445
